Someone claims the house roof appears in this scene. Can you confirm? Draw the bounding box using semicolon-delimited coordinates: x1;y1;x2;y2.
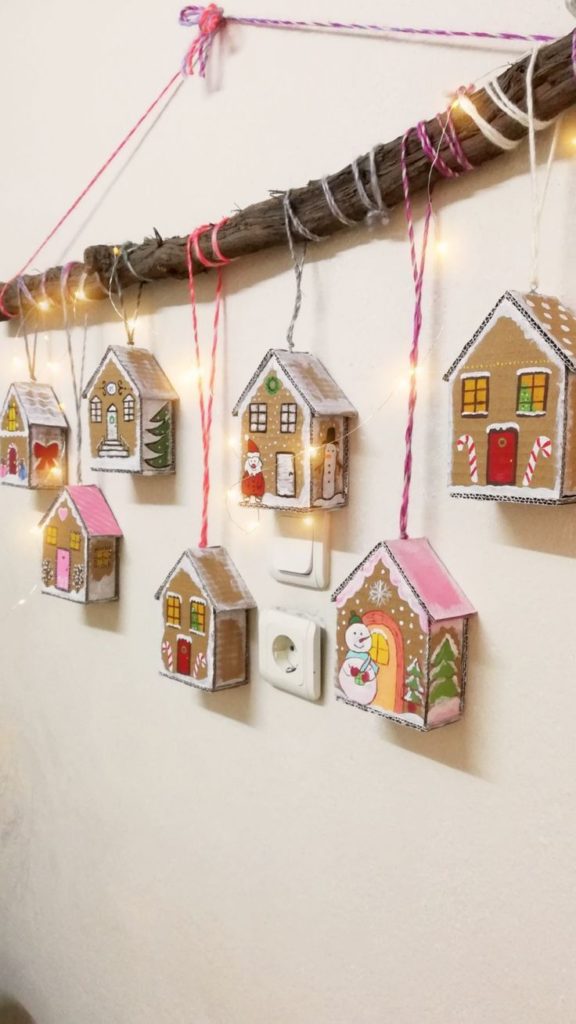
39;485;123;538
8;382;67;428
82;345;178;401
332;537;476;622
155;546;256;611
444;291;576;380
232;349;357;417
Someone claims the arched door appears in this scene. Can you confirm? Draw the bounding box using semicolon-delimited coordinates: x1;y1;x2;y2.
362;610;405;713
177;637;192;676
106;405;119;442
8;445;17;475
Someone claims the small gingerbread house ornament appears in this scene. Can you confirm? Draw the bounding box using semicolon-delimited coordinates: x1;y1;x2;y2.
332;538;476;731
40;485;122;603
445;291;576;503
82;345;178;474
232;349;357;512
155;546;256;691
0;382;68;489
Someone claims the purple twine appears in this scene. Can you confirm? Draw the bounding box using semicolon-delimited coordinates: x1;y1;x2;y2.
179;6;555;45
416;121;458;178
442;108;475;172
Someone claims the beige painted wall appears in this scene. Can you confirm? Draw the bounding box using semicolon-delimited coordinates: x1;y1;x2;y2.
2;2;576;1022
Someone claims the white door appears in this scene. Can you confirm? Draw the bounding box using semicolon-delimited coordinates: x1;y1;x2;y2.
106;405;119;441
276;453;296;497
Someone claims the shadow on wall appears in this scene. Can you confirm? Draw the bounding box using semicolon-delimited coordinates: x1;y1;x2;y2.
0;1000;37;1024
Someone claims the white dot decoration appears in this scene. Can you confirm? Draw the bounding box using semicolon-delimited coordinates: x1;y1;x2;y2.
561;324;571;333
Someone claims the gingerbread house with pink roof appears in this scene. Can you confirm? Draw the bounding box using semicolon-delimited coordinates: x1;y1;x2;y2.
39;485;123;604
332;538;476;731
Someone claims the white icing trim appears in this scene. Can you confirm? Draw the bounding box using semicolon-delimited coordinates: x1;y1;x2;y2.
516;367;551;376
461;371;491;379
485;422;519;432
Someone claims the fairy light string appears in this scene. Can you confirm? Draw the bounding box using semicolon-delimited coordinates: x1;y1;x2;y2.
61;263;88;484
186;220;231;549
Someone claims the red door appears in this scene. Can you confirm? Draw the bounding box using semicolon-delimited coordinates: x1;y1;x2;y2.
177;637;191;675
487;427;518;485
8;446;17;475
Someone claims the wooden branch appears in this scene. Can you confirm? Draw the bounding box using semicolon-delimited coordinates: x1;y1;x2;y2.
2;30;576;321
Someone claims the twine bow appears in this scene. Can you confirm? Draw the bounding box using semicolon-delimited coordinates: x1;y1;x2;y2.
182;4;225;76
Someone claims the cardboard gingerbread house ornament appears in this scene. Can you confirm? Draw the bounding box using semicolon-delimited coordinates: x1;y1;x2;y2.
332;538;476;731
40;485;122;603
232;349;357;511
0;382;68;489
82;345;178;474
445;291;576;504
155;546;256;691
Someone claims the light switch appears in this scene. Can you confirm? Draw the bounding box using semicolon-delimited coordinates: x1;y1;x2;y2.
270;512;330;589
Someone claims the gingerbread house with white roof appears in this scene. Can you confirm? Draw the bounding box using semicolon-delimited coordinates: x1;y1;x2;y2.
444;291;576;504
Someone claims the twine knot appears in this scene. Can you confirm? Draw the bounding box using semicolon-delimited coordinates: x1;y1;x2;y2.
199;4;224;34
182;3;225;77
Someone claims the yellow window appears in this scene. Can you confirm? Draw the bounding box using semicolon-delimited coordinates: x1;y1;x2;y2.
45;526;57;546
461;375;489;415
7;401;18;431
190;599;206;635
517;372;549;414
70;532;81;551
94;548;112;570
370;631;390;666
166;594;181;627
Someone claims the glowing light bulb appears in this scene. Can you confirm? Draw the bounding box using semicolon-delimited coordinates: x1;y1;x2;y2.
227;436;238;450
112;246;120;256
37;299;51;312
126;317;137;331
307;445;318;458
29;525;42;535
75;287;87;301
49;466;62;480
435;240;448;256
303;515;314;526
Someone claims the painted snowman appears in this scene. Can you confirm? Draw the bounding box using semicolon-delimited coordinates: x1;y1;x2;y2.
338;613;378;705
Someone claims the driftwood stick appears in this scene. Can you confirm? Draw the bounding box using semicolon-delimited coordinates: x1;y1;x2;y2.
2;30;575;321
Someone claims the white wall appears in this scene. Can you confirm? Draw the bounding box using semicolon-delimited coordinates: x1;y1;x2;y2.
2;2;576;1021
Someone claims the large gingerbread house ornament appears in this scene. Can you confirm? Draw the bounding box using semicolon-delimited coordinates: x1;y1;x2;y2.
0;382;68;489
332;539;476;731
445;291;576;503
82;346;178;474
232;349;357;512
155;546;256;691
40;485;123;603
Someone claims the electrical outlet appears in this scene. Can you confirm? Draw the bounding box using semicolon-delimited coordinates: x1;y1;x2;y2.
259;609;322;701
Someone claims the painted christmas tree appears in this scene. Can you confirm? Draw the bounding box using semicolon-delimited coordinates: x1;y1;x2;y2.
404;658;424;706
145;403;172;470
429;636;460;705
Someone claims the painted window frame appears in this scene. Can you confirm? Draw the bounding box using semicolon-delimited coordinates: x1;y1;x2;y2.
45;525;57;546
280;403;298;433
190;597;207;636
166;592;182;628
516;369;550;416
461;374;490;416
123;394;135;422
94;547;112;570
249;403;268;433
70;531;82;551
90;395;103;423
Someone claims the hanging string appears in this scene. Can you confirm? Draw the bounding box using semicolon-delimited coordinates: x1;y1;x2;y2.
282;193;307;352
186;219;230;549
524;48;560;291
320;177;359;228
61;263;87;484
16;285;38;382
398;131;435;540
282;190;323;243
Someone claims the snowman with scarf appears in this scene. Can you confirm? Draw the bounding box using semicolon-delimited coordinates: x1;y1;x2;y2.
338;612;378;705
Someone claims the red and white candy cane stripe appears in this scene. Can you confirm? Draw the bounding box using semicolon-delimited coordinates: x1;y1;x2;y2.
522;435;552;486
456;434;478;483
162;640;174;672
193;651;207;679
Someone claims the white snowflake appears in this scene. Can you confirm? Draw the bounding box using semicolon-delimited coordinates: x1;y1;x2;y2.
368;580;391;606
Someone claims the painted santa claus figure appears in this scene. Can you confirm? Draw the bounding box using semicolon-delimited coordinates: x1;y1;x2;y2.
242;439;265;502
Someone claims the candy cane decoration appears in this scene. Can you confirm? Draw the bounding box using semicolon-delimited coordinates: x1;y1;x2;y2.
456;434;478;483
162;640;174;672
522;435;552;486
192;651;207;679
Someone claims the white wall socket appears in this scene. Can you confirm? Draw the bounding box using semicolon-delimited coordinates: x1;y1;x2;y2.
269;512;330;590
259;609;322;701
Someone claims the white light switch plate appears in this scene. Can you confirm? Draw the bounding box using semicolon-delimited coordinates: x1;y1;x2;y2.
259;609;322;701
270;512;330;590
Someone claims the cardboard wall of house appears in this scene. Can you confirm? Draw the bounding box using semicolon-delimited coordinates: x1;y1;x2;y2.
332;538;476;732
444;291;576;504
82;345;178;474
156;546;255;691
40;485;123;603
0;382;68;489
232;349;356;512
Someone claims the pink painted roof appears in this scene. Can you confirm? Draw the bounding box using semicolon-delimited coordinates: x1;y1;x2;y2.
67;485;123;538
385;538;475;621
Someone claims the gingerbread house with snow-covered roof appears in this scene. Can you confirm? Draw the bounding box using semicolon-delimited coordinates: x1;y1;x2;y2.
0;382;68;489
40;485;123;604
332;538;476;731
82;345;178;475
444;291;576;504
232;349;357;512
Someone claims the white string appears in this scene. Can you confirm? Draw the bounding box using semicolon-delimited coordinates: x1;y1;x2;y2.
457;93;521;150
525;47;559;292
320;176;359;227
484;76;552;130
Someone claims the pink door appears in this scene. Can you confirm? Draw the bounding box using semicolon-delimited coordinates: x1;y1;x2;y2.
56;548;71;591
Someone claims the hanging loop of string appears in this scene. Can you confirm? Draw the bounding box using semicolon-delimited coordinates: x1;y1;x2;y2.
16;282;38;382
282;192;307;352
107;249;146;346
61;263;87;485
524;47;560;292
186;218;230;549
182;3;225;75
